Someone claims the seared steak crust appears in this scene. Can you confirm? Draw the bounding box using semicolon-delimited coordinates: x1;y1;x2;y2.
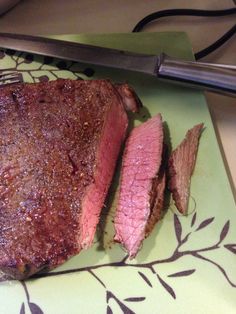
0;79;129;279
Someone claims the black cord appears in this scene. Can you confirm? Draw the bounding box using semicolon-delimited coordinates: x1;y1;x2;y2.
195;24;236;60
132;8;236;60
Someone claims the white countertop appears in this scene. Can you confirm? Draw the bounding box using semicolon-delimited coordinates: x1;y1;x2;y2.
0;0;235;196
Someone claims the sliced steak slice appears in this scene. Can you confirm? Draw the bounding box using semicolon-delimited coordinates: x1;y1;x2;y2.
114;114;164;258
168;123;204;214
0;79;130;280
145;146;167;236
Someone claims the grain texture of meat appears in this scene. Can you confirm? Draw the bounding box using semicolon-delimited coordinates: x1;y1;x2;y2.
168;123;204;214
0;79;132;279
114;114;164;258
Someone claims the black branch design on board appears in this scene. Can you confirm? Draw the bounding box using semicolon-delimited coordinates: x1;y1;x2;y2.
34;214;235;284
20;282;44;314
12;212;236;313
89;269;140;314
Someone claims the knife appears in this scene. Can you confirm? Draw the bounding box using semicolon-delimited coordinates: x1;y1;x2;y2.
0;33;235;96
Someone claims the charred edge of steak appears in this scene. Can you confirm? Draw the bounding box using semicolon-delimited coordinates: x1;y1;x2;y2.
145;144;168;236
168;123;204;214
0;263;44;281
115;83;142;113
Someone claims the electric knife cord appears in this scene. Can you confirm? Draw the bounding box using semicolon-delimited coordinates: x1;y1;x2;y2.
132;8;236;60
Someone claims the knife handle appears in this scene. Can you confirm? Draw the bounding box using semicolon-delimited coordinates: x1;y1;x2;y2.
157;53;236;97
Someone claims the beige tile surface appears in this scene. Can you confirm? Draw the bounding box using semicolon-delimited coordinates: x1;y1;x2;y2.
0;0;235;193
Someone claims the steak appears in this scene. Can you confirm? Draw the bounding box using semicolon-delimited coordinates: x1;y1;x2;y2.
145;146;167;236
168;123;204;214
114;114;164;258
0;79;133;280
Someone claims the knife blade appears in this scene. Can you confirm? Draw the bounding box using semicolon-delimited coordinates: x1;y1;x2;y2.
0;33;159;75
0;33;235;96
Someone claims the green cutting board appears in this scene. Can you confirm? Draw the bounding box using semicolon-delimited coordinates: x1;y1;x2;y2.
0;32;235;314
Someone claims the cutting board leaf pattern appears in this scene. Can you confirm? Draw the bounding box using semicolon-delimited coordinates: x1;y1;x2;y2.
0;33;235;314
10;210;236;313
0;49;95;82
